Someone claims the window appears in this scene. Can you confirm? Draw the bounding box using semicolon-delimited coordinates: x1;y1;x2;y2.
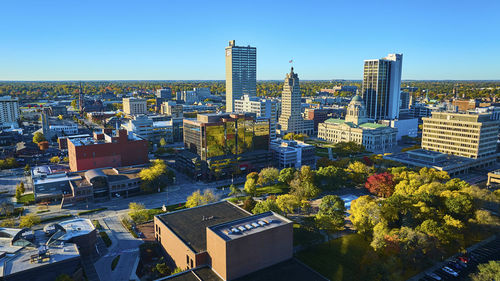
186;255;190;267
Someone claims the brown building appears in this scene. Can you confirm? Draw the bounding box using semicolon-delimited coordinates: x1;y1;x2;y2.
154;201;328;281
452;99;479;112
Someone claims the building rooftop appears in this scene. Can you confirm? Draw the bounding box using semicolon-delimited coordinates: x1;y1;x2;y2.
324;118;388;129
208;212;291;241
58;218;95;241
385;149;474;169
156;201;250;253
163;259;329;281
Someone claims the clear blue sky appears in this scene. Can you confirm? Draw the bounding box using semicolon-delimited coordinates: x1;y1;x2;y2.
1;0;499;81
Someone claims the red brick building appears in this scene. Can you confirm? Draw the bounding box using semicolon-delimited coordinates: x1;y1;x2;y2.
67;129;148;171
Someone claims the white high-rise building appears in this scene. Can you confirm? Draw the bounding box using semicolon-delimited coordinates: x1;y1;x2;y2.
234;95;277;139
225;40;256;112
278;68;314;136
0;96;20;128
362;53;403;121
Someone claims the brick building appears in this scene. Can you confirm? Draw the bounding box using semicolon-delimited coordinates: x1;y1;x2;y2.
67;129;148;171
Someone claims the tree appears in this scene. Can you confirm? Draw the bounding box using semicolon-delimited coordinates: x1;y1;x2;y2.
276;194;300;215
19;214;41;228
470;261;500;281
257;167;279;186
185;189;217;208
346;161;373;185
365;172;396;198
70;99;78;110
332;141;365;157
17;182;25;194
244;172;259;196
228;184;240;196
156;263;171;276
139;159;168;193
242;197;256;212
283;133;307;141
444;191;474;219
159;138;167;147
349;195;382;235
315;195;346;239
0;218;16;227
290;166;319;199
62;156;69;162
315;165;347;190
24;164;31;174
252;198;280;214
57;115;64;120
32;132;46;144
171;267;183;275
128;202;148;224
15;188;22;201
50;156;60;163
278;167;296;184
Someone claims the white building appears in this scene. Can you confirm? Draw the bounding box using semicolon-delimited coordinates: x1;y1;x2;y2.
318;95;397;152
270;139;316;169
234;95;277;139
0;96;20;128
121;115;173;143
123;97;147;115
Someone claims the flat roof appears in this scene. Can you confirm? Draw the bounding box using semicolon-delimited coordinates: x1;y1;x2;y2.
385;150;474;169
156;201;250;253
208;212;291;241
58;218;95;241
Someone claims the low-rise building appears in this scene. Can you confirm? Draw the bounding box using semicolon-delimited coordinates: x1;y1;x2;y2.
67;129;148;172
154;201;327;281
270;139;315;169
123;97;147;115
161;101;183;118
318;95;397;152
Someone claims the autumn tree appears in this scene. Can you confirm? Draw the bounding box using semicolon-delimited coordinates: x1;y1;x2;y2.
365;172;396;198
290;166;320;199
139;159;170;193
278;167;296;185
185;189;217;208
349;195;382;235
470;261;500;281
244;172;259;196
257;167;279;186
50;156;60;163
252;198;280;214
315;195;346;239
346;161;373;185
19;214;41;228
275;194;300;215
32;132;46;144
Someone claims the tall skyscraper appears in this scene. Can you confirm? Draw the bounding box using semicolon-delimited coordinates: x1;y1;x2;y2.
225;40;256;112
361;53;403;121
278;67;314;136
0;96;20;127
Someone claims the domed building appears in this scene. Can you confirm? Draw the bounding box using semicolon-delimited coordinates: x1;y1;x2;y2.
318;95;397;152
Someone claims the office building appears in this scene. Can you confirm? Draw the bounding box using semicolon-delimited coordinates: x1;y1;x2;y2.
155;201;327;281
270;139;315;169
121;115;174;143
318;95;397;152
304;108;331;134
234;94;277;138
278;68;314;136
123;97;147;115
362;53;403;120
421;112;499;167
67;129;148;171
178;113;272;180
0;96;20;128
161;101;183;118
156;88;172;99
400;91;412;114
225;40;257;112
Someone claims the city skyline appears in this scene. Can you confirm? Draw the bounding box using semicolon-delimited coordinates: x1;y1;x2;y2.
1;0;499;81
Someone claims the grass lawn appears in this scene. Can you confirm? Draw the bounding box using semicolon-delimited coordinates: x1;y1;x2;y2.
255;183;289;196
99;231;112;247
17;193;34;204
293;223;323;246
296;234;422;281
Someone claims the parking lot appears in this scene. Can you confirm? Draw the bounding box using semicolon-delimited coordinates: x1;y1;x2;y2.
418;236;499;281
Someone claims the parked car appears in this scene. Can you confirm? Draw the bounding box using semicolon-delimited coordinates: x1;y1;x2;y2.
425;272;442;280
447;261;462;272
442;266;459;277
457;255;470;263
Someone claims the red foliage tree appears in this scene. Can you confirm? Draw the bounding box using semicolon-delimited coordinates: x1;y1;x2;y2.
365;172;395;198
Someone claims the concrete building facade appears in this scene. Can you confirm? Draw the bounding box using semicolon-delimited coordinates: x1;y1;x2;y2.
0;96;20;128
278;68;314;136
225;40;257;112
270;139;315;169
123;97;147;115
421;112;499;166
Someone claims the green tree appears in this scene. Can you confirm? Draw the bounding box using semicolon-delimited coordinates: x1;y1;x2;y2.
290;166;319;199
62;156;69;162
32;132;46;144
15;188;22;201
155;263;171;276
139;159;168;193
17;182;25;194
171;267;183;275
70;99;78;109
315;165;347;190
55;274;74;281
278;167;296;184
275;194;300;215
185;189;217;208
0;218;16;227
128;202;149;223
242;196;256;212
349;195;382;235
252;198;280;214
470;261;500;281
19;214;41;228
315;195;346;239
159;138;167;147
24;164;31;174
50;156;60;163
257;167;279;186
244;172;259;196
